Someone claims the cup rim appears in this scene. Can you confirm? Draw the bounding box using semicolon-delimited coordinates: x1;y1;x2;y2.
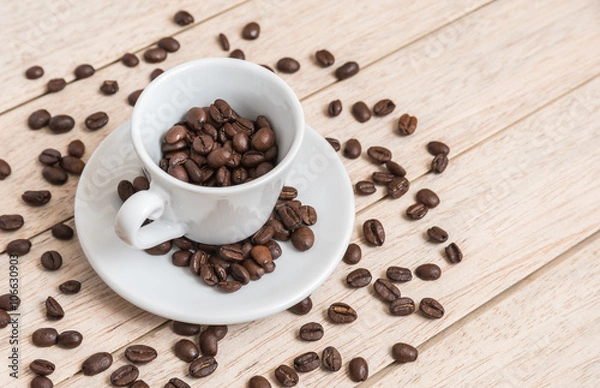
130;57;305;194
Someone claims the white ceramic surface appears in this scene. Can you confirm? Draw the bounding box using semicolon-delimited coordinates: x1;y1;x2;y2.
75;120;354;324
115;58;305;249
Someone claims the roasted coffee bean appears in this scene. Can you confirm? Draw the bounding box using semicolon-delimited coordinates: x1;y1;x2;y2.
171;250;192;267
174;10;194;25
342;243;362;265
81;352;113;376
386;266;412;282
165;125;187;144
351;101;371;123
45;296;64;320
299;322;324;341
267;219;290;241
144;47;167;63
416;188;440;209
26;65;44;79
0;158;10;179
416;263;441;281
47;78;66;93
355;180;376;195
372;172;395;185
144;240;172;256
367;146;392;164
324;138;340;154
277;205;302;230
0;293;19;311
288;296;312;315
242;22;260;40
100;80;119;95
322;346;342;371
230;48;245;59
59;280;81;294
207;147;232;168
386;160;407;177
343;138;361;159
220;244;245;262
252;226;274;246
279;186;298;200
265;239;282;260
121;53;139;67
445;242;463;263
335;61;359;80
216;280;242;293
132;176;150;192
117;180;135;202
6;238;32;256
200;264;218;286
392;343;418;363
189;356;218;378
110;364;139;386
294;351;320;373
174;339;199;362
427;226;448;243
28;109;52;129
128;89;143;106
214;262;228;281
60;155;85;175
199;330;219;356
158;37;180;52
39;149;61;165
328;302;357;324
74;64;95;79
30;358;55;376
31;376;53;388
275;365;298;387
298;205;317;225
168;164;189;181
252;127;276;151
205;325;228;341
41;251;62;271
165;377;190;388
218;33;230;51
22;190;51;206
249;375;271;388
172;321;200;336
291;226;314;252
346;268;372;288
363;219;385;246
374;278;401;302
349;357;368;382
67;139;85;158
420;297;444;319
130;381;150;388
42;166;68;185
242;259;264;280
373;99;396;116
431;153;448;173
315;49;335;67
57;330;83;348
389;297;416;316
397;113;418;135
327;100;342;117
227;263;249;285
0;214;24;231
48;114;75;133
406;203;428;220
277;57;300;73
427;141;450;156
150;68;164;80
32;328;58;347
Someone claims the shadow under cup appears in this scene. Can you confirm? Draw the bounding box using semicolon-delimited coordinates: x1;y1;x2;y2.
129;58;305;245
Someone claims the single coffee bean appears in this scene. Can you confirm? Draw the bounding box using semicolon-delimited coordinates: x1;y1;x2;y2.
51;223;73;240
355;180;376;195
420;297;445;319
386;160;407;177
351;101;371;123
100;80;119;95
392;343;418;363
349;357;368;382
298;205;317;225
220;244;245;262
204;325;228;341
39;149;61;165
251;127;276;151
291;226;315;252
85;111;109;130
249;375;271;388
130;380;149;388
42;166;68;185
6;239;32;256
343;138;361;159
216;280;242;293
158;37;180;53
327;100;342;117
373;99;396;116
117;180;135;202
218;33;230;51
367;146;392;164
406;203;428;220
28;109;52;129
74;64;95;79
48;114;75;133
174;339;199;362
299;322;324;341
315;49;335;67
30;359;55;376
416;263;442;281
335;61;359;80
363;219;385;246
279;186;298;200
121;53;139;67
0;293;19;311
397;113;418;135
41;251;62;271
0;158;10;179
277;204;302;231
47;78;66;93
322;346;342;371
275;365;299;387
0;214;24;231
165;377;190;388
328;302;357;324
229;48;245;59
110;364;139;386
229;263;251;285
242;21;260;40
445;242;463;263
288;296;313;315
45;296;64;320
294;351;320;373
81;352;113;376
342;243;362;265
325;137;340;151
145;240;172;255
22;190;52;206
32;328;58;347
416;188;440;208
199;330;219;356
125;344;158;364
277;57;301;73
386;266;412;282
265;239;282;260
373;278;401;302
189;356;218;378
346;268;372;288
172;321;200;336
150;68;164;80
31;376;53;388
60;155;85;175
427;226;448;243
427;140;450;156
431;153;448;173
171;250;192;267
144;47;167;63
389;297;416;316
174;10;194;25
26;65;44;79
67;139;85;158
372;172;396;185
252;226;274;246
59;280;81;294
57;330;83;348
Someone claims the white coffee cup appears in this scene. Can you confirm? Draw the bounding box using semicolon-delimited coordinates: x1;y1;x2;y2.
114;58;305;249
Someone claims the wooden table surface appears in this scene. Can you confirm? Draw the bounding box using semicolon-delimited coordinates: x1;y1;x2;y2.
1;0;599;387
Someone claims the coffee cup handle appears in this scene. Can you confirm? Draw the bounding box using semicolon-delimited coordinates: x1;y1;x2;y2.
114;189;187;250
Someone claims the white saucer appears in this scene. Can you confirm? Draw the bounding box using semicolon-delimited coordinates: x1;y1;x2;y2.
74;121;354;324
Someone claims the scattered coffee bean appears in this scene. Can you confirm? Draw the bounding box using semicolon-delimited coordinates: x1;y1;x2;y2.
111;364;139;387
174;339;199;362
294;351;320;373
372;172;395;185
28;109;52;129
205;325;228;341
335;61;359;80
291;226;314;252
392;343;418;363
218;33;230;51
367;146;392;164
386;266;412;282
229;48;245;59
165;377;190;388
373;278;401;302
172;321;201;336
420;297;445;319
57;330;83;348
397;113;418;136
100;80;119;95
59;280;81;294
31;376;53;388
130;381;149;388
249;375;271;388
45;296;65;320
386;160;407;177
427;140;450;156
416;188;440;209
42;166;68;185
0;214;24;231
346;268;372;288
22;190;51;206
431;153;449;173
6;239;32;256
74;64;95;79
355;180;376;195
349;357;368;382
145;240;172;255
60;155;85;175
47;78;66;93
81;352;113;376
322;346;342;371
427;226;448;243
328;302;357;324
343;138;361;159
389;297;416;316
277;57;301;73
144;47;168;63
299;322;324;341
274;364;298;387
445;242;463;263
363;219;385;246
189;356;218;378
150;68;164;80
1;308;14;329
26;65;44;79
315;49;335;67
242;22;260;40
85;111;109;130
0;159;10;179
326;137;341;151
373;99;396;116
288;296;312;315
30;359;55;376
48;114;75;133
174;10;194;25
117;180;135;202
0;293;19;311
32;328;58;347
342;243;362;264
415;263;441;281
121;53;139;67
199;330;219;356
125;344;157;364
128;89;143;106
351;101;371;123
39;149;61;165
67;139;85;157
41;251;62;271
327;99;342;117
406;203;428;220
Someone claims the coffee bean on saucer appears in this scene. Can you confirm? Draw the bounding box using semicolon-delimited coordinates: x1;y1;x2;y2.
349;357;368;382
81;352;113;376
128;89;143;106
327;100;342;117
315;49;335;67
373;278;401;302
60;155;85;175
6;239;32;256
274;364;298;386
415;263;441;281
351;101;371;123
174;339;199;362
386;160;407;177
144;47;168;63
322;346;342;371
342;243;362;264
68;140;85;157
249;375;271;388
39;149;61;165
30;358;55;376
427;141;450;156
288;296;312;315
294;351;320;373
277;57;300;73
26;65;44;79
150;68;164;80
111;364;139;386
41;251;62;271
355;180;376;195
397;113;418;136
32;328;58;347
216;280;242;293
145;240;173;255
174;10;194;25
57;330;83;348
172;250;192;267
299;322;324;341
230;49;245;60
74;64;95;79
45;296;65;320
242;22;260;40
42;166;68;185
22;190;51;206
189;356;218;378
59;280;81;294
335;61;359;80
48;114;75;133
389;297;416;316
325;137;340;151
121;53;139;67
431;153;449;173
0;159;10;179
125;344;158;364
28;109;51;129
343;138;361;159
416;188;440;208
367;146;392;164
386;266;412;282
346;268;372;288
445;242;463;263
0;214;24;231
420;297;444;319
373;99;396;116
158;37;180;52
85;111;109;130
117;180;135;202
31;376;53;388
363;219;385;246
279;186;298;200
218;33;230;51
47;78;66;93
392;343;418;363
328;302;357;324
291;226;314;251
132;176;150;191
